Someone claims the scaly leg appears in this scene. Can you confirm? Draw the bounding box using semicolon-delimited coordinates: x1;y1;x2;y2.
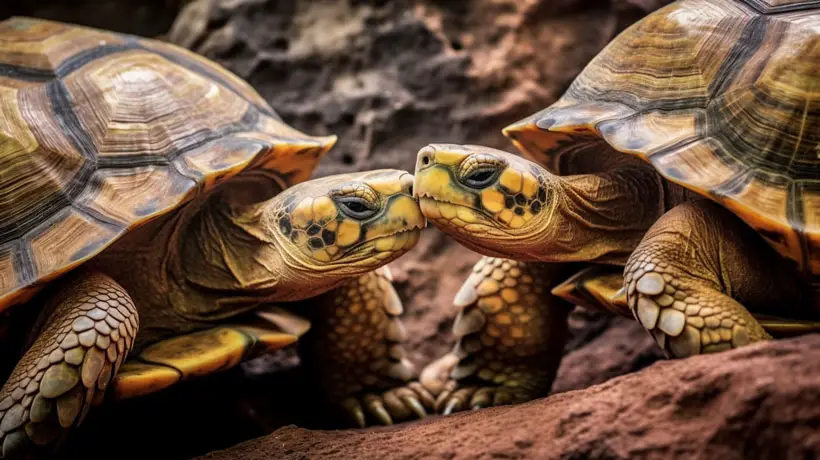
625;200;810;358
302;267;433;427
420;257;573;414
0;272;138;458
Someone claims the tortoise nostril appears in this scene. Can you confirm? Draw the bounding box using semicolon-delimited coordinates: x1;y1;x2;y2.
408;185;413;196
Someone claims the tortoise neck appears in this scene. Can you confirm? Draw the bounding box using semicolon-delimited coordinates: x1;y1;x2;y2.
168;197;286;321
533;166;666;265
170;193;347;321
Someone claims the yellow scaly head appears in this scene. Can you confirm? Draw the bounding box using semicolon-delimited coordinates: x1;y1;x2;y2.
271;169;425;273
413;144;556;258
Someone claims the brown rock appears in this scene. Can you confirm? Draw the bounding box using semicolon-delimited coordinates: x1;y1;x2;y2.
197;335;820;460
553;315;664;393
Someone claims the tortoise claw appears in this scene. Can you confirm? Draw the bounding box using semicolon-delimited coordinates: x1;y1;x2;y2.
364;396;393;426
341;397;367;428
401;395;427;419
338;383;434;427
442;398;461;416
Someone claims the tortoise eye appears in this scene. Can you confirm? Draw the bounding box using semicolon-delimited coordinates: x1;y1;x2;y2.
335;196;378;219
462;168;499;188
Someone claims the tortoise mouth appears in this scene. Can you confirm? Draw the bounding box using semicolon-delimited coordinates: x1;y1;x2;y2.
341;227;423;259
416;195;503;231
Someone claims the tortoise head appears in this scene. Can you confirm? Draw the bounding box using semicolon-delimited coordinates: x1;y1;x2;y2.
181;169;424;304
269;169;424;273
414;144;556;259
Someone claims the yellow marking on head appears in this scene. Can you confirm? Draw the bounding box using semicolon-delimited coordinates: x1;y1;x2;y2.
498;209;514;224
415;167;474;207
293;232;308;246
389;195;426;228
311;196;337;222
312;249;331;262
434;150;468;165
420;198;442;219
511;327;524;339
499;169;523;193
291;198;314;228
336;220;361;246
496;313;512;325
391;231;409;250
481;189;505;213
416;167;450;195
406;228;420;247
456;206;478;224
440;202;457;219
327;246;339;256
369;180;403;196
375;235;396;251
522;172;539;198
510;215;525;229
326;220;338;231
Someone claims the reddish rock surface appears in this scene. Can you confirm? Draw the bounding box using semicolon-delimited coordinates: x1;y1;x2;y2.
197;335;820;460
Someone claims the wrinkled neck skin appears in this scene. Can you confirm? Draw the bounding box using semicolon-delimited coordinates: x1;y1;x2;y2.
168;196;353;322
526;165;667;265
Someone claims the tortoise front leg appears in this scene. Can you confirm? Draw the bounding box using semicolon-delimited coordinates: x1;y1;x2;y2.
625;200;809;358
420;257;573;414
0;272;138;458
301;267;434;427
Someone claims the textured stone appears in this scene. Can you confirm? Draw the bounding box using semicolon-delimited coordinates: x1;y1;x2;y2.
196;335;820;460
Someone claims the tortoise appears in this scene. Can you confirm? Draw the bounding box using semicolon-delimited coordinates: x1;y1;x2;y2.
412;0;820;413
0;17;432;458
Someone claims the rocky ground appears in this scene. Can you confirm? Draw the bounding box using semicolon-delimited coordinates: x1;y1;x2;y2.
196;335;820;460
12;1;819;459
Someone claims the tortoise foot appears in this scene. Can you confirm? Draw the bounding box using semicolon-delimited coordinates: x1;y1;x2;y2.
625;201;776;359
419;352;535;414
420;258;571;415
305;268;431;426
340;382;435;427
0;272;138;458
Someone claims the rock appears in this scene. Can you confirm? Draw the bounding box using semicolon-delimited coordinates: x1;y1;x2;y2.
553;315;664;393
196;335;820;460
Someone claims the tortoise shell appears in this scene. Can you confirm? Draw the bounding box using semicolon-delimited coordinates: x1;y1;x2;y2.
504;0;820;275
0;17;336;310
